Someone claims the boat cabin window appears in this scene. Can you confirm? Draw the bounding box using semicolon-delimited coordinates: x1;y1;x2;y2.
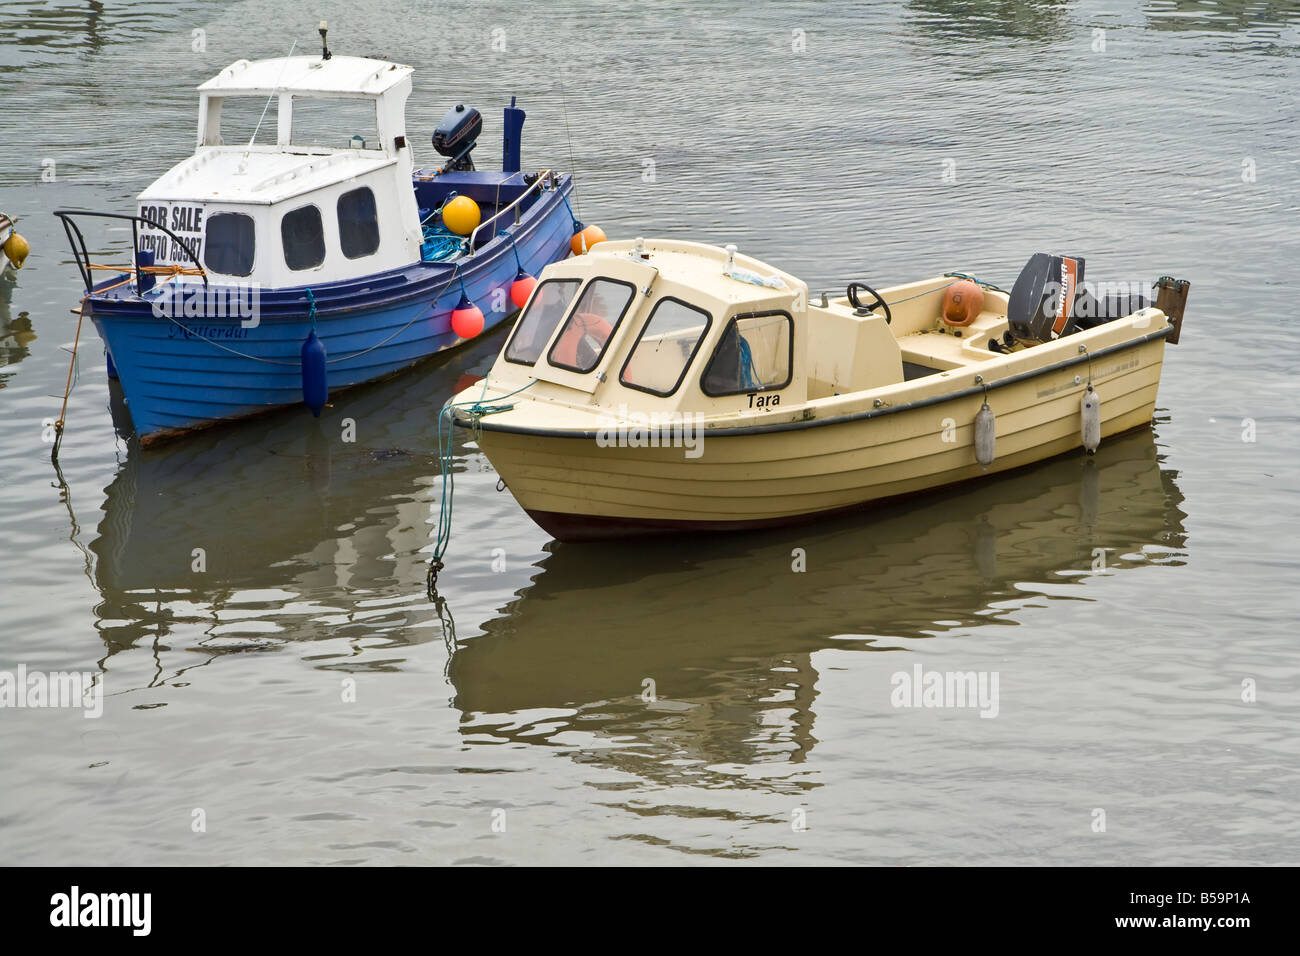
546;278;637;374
281;204;326;271
206;95;277;147
337;187;380;259
700;311;794;397
620;297;712;396
291;96;381;150
204;212;255;277
504;278;581;365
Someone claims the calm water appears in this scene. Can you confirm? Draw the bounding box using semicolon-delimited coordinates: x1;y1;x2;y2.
1;0;1298;865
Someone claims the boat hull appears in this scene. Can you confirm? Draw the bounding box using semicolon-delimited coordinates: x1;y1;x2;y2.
87;182;574;445
470;328;1169;542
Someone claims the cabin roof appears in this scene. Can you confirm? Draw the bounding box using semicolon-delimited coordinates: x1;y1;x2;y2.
198;55;413;97
139;148;397;205
579;239;806;310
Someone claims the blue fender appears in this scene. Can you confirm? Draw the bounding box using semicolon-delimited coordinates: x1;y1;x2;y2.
301;330;328;416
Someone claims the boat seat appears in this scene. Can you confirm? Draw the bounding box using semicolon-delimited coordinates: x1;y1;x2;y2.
897;309;1008;371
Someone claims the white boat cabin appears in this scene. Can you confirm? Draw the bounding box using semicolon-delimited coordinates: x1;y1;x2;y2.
136;55;423;287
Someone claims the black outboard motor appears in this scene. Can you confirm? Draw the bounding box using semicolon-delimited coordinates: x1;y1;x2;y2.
1007;252;1085;344
433;104;482;172
1008;252;1152;344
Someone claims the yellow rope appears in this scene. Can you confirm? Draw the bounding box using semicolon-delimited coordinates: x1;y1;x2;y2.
51;300;87;459
86;262;205;276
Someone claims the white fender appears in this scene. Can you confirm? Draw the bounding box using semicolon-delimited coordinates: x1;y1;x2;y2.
1081;385;1101;454
974;400;996;467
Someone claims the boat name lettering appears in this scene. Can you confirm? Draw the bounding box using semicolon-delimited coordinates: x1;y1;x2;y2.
747;392;781;408
166;323;252;341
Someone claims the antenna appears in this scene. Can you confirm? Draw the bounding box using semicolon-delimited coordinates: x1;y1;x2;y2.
319;21;332;60
246;39;298;151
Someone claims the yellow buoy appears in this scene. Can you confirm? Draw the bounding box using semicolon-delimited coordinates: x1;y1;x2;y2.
441;196;481;236
3;231;30;269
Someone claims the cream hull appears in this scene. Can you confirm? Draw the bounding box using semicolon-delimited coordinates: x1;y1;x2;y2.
471;326;1168;540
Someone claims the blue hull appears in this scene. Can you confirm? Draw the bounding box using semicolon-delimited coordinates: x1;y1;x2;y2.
88;179;575;444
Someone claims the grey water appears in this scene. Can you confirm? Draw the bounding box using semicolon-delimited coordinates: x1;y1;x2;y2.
0;0;1297;864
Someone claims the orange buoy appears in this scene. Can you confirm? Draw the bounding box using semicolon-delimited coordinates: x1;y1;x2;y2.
941;279;984;327
509;271;537;308
570;224;606;256
450;295;485;338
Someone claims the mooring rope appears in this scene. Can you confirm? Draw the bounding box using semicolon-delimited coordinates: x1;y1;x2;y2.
51;301;87;461
427;376;538;591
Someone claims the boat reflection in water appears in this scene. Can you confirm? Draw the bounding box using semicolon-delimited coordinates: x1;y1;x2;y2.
89;338;497;660
0;270;35;390
450;428;1186;782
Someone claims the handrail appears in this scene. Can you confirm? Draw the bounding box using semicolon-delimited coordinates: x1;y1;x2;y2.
53;209;209;297
467;169;554;253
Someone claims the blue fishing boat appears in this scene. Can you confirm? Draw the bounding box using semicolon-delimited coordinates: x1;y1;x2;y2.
56;27;597;446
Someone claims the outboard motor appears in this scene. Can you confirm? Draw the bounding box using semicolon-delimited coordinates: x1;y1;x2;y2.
433;104;482;172
1008;252;1152;344
1007;252;1086;344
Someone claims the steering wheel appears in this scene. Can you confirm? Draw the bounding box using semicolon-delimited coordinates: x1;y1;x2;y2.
847;282;892;324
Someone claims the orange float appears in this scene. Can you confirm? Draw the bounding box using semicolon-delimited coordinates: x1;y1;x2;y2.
570;224;607;256
941;279;984;327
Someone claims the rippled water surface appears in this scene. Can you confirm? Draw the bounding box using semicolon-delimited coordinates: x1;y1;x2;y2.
1;0;1297;865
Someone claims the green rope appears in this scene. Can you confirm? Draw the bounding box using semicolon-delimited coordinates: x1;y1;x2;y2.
943;272;1007;294
305;287;317;331
422;191;458;225
427;377;538;590
864;274;1003;310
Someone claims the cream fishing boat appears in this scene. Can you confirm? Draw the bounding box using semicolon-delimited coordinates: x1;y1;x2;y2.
447;238;1189;542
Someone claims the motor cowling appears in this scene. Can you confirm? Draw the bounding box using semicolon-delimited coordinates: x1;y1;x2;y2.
1007;252;1153;344
433;104;482;171
1007;252;1085;344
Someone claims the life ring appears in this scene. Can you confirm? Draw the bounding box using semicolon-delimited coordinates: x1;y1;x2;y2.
941;279;984;327
551;311;611;369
